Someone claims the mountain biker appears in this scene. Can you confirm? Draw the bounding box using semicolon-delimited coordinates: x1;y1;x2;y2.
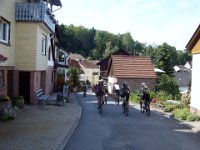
138;83;150;107
83;82;87;97
121;83;130;101
113;82;120;95
121;83;130;113
113;82;120;104
96;80;105;109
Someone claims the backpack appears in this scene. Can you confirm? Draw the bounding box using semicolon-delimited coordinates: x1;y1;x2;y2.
96;86;104;96
142;86;150;101
121;86;129;97
143;86;150;95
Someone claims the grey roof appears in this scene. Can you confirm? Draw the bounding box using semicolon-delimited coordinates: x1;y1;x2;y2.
174;70;191;87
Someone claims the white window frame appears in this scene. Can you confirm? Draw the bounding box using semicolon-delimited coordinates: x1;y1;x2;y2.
41;34;47;55
0;17;10;44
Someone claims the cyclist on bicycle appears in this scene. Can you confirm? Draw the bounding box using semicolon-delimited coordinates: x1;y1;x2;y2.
113;82;120;104
113;82;120;95
96;80;105;109
138;83;150;108
121;83;130;114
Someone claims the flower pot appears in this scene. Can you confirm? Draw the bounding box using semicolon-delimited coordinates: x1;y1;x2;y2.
15;98;24;109
0;100;12;115
73;87;78;92
13;97;24;109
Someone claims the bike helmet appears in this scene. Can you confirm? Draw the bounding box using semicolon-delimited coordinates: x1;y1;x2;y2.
141;82;146;87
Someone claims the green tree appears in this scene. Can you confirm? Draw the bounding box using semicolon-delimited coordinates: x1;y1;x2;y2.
89;48;102;60
177;50;192;65
68;67;80;88
154;43;177;76
156;74;180;99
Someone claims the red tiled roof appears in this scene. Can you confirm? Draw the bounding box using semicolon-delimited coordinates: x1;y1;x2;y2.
97;48;129;65
0;54;7;62
109;55;157;79
69;53;85;60
68;59;81;69
79;61;99;69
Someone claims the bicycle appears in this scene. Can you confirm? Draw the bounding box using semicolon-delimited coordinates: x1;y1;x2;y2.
97;95;104;113
115;93;120;105
140;99;150;116
122;97;129;116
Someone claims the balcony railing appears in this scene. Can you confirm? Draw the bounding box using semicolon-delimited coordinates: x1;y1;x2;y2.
15;2;55;32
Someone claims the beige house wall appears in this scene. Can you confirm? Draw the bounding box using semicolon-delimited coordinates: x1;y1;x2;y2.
84;68;100;85
15;23;50;70
15;23;37;70
191;39;200;54
79;64;99;85
36;24;49;70
0;0;17;67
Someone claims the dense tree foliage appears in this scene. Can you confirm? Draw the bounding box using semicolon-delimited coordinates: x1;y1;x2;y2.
153;43;178;76
177;50;192;65
57;24;191;68
156;74;180;99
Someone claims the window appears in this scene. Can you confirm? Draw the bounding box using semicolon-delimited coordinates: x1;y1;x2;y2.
41;34;47;55
59;51;65;62
0;17;10;44
93;72;98;75
0;70;4;87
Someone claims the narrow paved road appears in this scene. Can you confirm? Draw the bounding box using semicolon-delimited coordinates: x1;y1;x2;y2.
65;89;200;150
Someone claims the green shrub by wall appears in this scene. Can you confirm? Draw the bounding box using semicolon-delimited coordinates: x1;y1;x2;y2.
172;108;190;120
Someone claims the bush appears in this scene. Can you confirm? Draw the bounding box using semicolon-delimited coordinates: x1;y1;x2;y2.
163;104;177;112
187;113;200;122
172;108;190;120
153;91;173;104
130;92;140;103
156;74;180;99
179;94;190;108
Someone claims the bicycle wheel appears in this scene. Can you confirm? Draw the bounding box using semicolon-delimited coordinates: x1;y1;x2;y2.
125;103;129;116
146;104;150;116
117;95;120;105
99;97;103;113
99;104;102;113
140;101;143;112
122;101;125;113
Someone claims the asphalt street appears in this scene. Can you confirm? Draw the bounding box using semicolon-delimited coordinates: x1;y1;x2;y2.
65;90;200;150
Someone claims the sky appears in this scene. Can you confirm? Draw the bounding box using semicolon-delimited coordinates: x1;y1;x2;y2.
54;0;200;50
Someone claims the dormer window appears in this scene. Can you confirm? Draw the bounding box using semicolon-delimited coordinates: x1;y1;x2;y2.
0;17;10;45
59;51;65;62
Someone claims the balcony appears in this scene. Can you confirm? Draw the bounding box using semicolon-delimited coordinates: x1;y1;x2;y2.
15;2;56;32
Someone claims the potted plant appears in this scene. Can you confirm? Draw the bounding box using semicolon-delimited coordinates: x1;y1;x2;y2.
0;95;12;115
13;96;24;109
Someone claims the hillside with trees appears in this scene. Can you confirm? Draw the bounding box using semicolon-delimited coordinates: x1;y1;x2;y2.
58;24;192;73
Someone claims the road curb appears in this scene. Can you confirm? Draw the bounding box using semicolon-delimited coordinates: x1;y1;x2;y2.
56;94;82;150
